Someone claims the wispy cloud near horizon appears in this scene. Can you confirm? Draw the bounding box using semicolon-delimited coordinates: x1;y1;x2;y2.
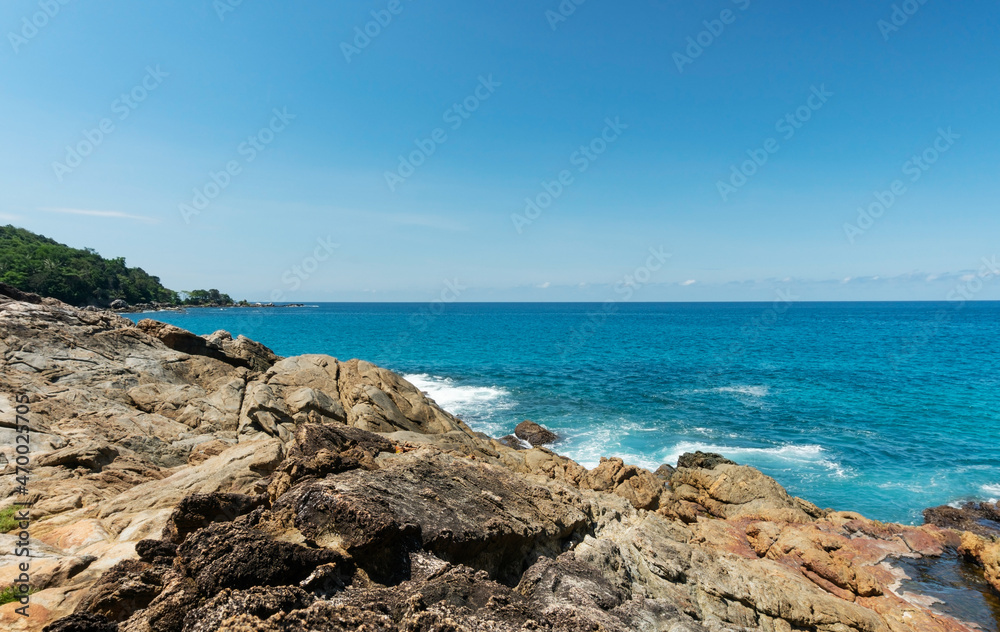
38;207;159;224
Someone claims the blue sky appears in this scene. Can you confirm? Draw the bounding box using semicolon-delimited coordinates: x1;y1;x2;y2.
2;0;999;301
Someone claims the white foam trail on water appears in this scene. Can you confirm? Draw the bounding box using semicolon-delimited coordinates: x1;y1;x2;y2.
715;385;770;398
403;374;513;434
676;385;771;402
981;483;1000;502
662;441;847;478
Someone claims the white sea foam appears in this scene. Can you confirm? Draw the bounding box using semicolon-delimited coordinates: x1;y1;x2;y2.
561;424;664;472
715;385;770;398
981;483;1000;502
661;441;847;478
403;374;513;426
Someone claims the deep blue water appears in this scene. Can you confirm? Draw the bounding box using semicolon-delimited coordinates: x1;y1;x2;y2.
125;302;1000;524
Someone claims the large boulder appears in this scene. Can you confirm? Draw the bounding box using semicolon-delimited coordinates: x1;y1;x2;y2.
661;452;826;523
514;420;559;447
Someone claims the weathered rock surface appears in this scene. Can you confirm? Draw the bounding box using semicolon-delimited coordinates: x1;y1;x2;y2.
514;419;559;447
925;501;1000;538
0;292;993;632
926;501;1000;594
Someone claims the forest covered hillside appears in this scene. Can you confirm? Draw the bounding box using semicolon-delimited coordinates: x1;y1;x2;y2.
0;225;232;307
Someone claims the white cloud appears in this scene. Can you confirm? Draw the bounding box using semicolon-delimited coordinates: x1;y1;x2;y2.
680;279;696;286
39;207;158;223
538;281;551;289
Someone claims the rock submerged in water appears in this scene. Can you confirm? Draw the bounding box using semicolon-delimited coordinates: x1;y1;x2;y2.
925;501;1000;595
514;419;559;446
0;291;995;632
498;434;528;450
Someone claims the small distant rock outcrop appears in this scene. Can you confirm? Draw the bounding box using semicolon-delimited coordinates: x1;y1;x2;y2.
514;419;559;447
0;292;994;632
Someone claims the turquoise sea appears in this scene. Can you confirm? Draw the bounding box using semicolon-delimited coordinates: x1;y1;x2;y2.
126;302;1000;525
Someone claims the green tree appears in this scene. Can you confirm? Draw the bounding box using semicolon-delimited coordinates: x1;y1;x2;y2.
0;225;221;307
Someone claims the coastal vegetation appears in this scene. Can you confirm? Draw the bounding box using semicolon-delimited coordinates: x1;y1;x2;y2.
0;506;16;533
0;225;233;307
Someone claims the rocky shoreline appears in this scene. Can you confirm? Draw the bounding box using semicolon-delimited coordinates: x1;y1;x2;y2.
0;287;997;631
109;302;306;314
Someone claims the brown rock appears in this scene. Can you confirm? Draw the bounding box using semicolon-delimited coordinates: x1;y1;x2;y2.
5;295;990;632
514;420;558;446
959;531;1000;594
580;457;666;511
925;501;1000;538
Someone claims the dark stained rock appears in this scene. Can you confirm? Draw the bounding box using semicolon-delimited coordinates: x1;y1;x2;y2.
135;319;280;372
238;564;544;632
205;329;283;373
267;423;396;500
42;613;118;632
518;551;708;632
175;522;351;595
73;559;169;622
514;420;559;447
288;422;394;459
0;281;44;304
135;539;178;564
271;450;590;587
676;451;735;470
182;586;315;632
925;501;1000;538
654;463;675;483
162;492;266;544
498;434;527;450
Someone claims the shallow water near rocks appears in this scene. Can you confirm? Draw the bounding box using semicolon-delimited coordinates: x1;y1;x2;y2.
126;301;1000;524
893;554;1000;631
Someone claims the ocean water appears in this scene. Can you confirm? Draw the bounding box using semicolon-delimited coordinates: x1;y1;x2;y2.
125;302;1000;524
